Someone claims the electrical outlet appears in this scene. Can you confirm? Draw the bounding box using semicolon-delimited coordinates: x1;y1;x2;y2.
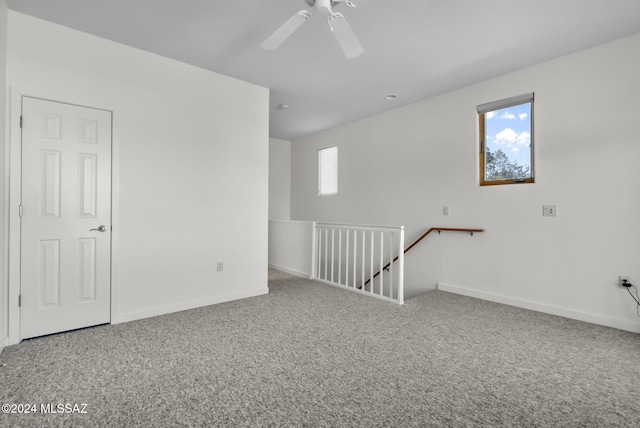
619;275;631;287
443;206;450;216
542;205;558;217
217;262;224;272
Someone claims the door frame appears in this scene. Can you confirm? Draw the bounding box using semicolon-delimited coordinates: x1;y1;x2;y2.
7;88;115;345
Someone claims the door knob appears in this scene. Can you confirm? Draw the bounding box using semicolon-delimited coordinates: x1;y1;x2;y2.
90;225;108;232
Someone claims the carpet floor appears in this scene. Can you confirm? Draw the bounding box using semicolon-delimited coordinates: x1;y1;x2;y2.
1;270;639;427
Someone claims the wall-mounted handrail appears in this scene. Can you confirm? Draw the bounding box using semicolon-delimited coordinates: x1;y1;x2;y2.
361;227;484;288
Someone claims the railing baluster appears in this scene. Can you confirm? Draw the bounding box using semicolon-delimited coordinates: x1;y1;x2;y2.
398;227;405;304
310;223;316;280
389;231;394;299
379;231;384;297
315;226;321;280
369;230;374;295
317;227;321;280
324;227;328;280
345;229;350;288
353;229;358;288
319;227;323;279
338;229;342;285
361;231;365;290
331;228;335;283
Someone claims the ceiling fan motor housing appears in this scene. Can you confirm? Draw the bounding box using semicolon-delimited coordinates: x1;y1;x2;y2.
305;0;344;14
305;0;342;7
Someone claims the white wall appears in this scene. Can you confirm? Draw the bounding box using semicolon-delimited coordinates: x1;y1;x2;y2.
6;11;269;334
0;1;8;352
269;138;291;220
291;33;640;332
268;220;312;278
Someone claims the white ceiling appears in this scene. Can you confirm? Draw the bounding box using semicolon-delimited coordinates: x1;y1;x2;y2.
6;0;640;140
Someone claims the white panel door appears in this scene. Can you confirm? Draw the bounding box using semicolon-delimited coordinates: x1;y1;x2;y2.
20;97;112;339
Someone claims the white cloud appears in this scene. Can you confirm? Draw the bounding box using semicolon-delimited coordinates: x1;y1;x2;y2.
500;111;515;120
493;128;530;150
517;131;530;147
485;111;496;119
494;128;517;145
519;113;528;121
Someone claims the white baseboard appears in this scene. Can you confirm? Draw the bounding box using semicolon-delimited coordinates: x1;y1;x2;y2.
268;263;310;279
437;282;640;334
112;287;269;325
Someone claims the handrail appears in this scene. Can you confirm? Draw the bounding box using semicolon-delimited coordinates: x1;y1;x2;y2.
313;222;403;233
361;227;484;288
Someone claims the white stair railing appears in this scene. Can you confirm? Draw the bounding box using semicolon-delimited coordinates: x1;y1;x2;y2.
310;222;405;304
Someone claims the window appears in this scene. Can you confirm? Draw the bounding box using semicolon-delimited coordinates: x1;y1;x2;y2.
318;145;338;196
478;93;534;186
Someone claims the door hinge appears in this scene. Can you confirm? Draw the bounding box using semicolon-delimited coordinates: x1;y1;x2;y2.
18;295;21;307
18;205;23;218
20;115;23;128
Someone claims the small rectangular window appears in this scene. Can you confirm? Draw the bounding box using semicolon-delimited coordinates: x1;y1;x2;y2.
318;145;338;196
478;93;534;186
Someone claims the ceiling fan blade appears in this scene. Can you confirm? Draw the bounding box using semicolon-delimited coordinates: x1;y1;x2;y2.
329;13;363;58
261;10;311;50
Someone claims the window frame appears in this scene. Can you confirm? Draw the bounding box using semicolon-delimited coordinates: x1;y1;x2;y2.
478;93;535;186
318;144;338;196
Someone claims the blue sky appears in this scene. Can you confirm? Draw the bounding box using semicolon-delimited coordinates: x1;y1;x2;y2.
485;103;531;169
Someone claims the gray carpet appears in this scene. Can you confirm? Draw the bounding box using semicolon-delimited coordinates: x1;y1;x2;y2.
1;269;639;427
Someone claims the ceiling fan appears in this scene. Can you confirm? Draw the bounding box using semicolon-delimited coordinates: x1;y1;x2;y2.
261;0;364;59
